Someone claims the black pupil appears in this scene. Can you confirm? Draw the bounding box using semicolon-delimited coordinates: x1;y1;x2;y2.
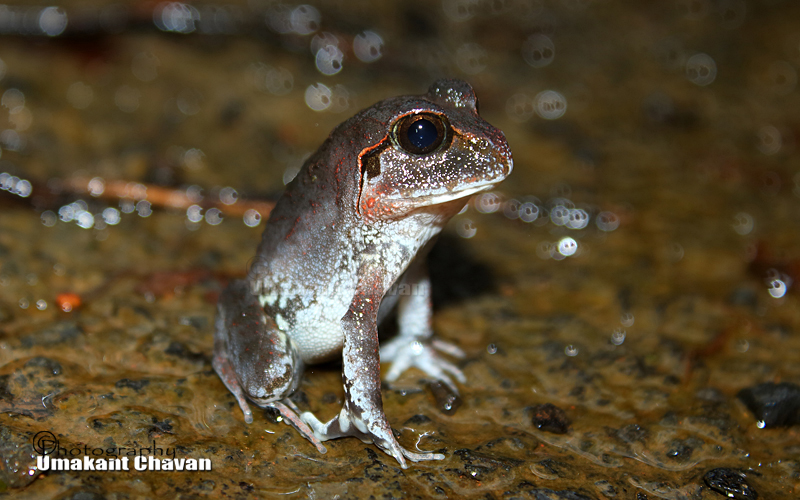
407;118;438;150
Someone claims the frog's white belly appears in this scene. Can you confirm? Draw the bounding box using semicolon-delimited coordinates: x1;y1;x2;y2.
289;300;349;363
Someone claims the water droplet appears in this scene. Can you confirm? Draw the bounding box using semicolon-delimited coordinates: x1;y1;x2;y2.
442;0;479;22
353;31;383;63
14;178;31;197
596;211;620;231
519;202;539;222
557;237;578;257
187;204;203;223
766;61;796;95
290;4;320;35
75;211;94;229
88;177;105;197
474;192;502;214
522;34;555;68
677;0;709;20
767;279;787;299
735;339;749;353
244;209;262;227
718;0;746;29
456;43;487;75
686;53;717;86
177;88;202;115
119;199;135;214
183;149;205;170
305;83;332;111
136;200;152;217
205;207;223;225
41;210;57;227
264;66;293;95
456;218;477;238
102;207;121;225
756;125;782;155
315;44;344;76
1;88;24;112
535;90;567;120
219;187;238;205
504;198;521;219
154;2;199;33
329;84;350;113
506;93;535;122
38;6;68;36
566;209;589;229
620;313;635;327
550;205;570;226
731;212;754;235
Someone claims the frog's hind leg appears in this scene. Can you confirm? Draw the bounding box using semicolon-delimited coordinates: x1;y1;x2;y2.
213;279;326;452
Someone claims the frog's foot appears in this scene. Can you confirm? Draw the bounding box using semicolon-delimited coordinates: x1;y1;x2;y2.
300;406;444;468
269;400;327;454
212;352;255;424
212;354;326;453
380;337;466;393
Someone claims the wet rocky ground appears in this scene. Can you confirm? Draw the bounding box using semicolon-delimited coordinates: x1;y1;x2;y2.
1;0;800;498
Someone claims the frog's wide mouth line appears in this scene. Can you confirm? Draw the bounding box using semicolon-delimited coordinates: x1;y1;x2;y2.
403;182;499;206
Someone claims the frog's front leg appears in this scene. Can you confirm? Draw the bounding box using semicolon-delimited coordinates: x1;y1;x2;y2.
300;271;444;468
213;279;326;453
380;260;466;392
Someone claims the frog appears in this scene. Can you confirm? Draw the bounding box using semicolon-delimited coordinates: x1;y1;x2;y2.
213;79;513;468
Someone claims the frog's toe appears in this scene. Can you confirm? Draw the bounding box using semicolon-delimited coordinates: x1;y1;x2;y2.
384;341;466;392
400;447;445;464
271;401;327;453
300;406;443;468
380;439;444;469
212;353;255;424
431;338;465;358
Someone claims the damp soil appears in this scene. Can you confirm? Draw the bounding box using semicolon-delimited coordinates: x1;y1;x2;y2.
1;1;800;498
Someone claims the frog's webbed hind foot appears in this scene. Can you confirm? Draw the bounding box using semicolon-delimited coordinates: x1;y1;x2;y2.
213;352;327;453
269;400;327;453
300;406;444;468
381;337;467;394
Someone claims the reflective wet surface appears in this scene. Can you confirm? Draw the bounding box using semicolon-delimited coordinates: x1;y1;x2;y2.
1;0;800;497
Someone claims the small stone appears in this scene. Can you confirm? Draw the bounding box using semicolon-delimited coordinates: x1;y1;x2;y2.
428;380;462;414
703;468;758;499
528;403;571;434
737;382;800;427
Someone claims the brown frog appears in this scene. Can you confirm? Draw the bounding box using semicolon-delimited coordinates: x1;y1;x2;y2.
213;79;512;468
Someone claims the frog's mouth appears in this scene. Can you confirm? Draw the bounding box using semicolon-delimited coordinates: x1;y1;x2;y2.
406;181;500;207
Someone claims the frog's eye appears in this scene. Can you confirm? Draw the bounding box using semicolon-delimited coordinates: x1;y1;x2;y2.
393;113;448;155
